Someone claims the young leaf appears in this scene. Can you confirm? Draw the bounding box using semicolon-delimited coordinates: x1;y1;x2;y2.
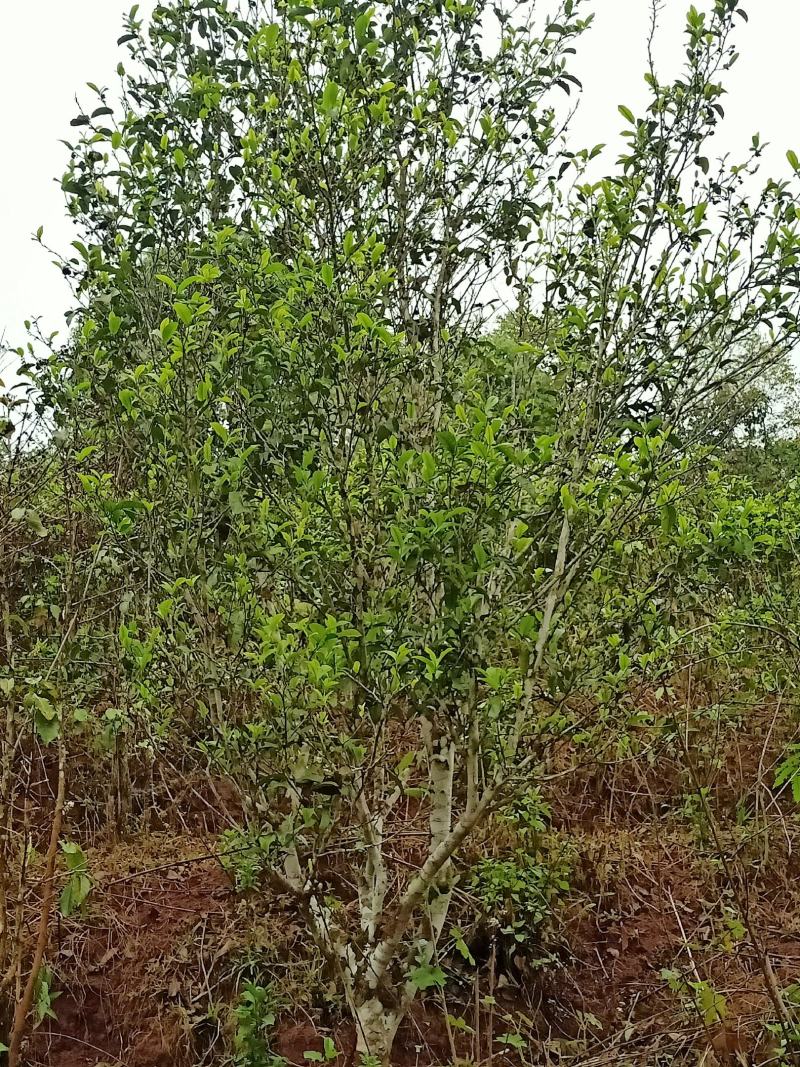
321;80;340;114
263;22;281;48
410;964;447;990
160;318;178;343
28;695;60;745
421;451;436;481
496;1033;526;1050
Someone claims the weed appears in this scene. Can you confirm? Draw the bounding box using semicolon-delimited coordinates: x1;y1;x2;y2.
233;982;285;1067
221;828;277;893
471;849;569;944
304;1036;338;1061
776;745;800;803
33;968;59;1028
661;969;727;1026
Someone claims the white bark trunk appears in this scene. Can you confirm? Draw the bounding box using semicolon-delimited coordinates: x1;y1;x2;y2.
427;733;455;941
365;785;495;988
283;784;357;990
357;766;389;943
354;997;402;1066
358;802;387;941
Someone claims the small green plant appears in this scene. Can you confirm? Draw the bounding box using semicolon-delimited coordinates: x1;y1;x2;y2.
409;963;447;991
304;1037;338;1062
714;907;746;954
59;841;92;917
495;1031;526;1051
445;1014;475;1036
471;850;570;944
503;789;551;840
775;745;800;803
220;829;277;893
470;790;569;943
357;1055;382;1067
234;982;285;1067
679;788;712;846
760;1013;800;1066
34;967;60;1027
661;969;727;1026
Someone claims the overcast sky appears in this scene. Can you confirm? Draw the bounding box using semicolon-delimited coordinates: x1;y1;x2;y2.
1;1;799;358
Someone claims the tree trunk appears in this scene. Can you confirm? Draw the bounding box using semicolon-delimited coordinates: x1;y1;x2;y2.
354;996;402;1066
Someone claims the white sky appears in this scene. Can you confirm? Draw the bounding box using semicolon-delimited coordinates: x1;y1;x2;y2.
1;1;799;356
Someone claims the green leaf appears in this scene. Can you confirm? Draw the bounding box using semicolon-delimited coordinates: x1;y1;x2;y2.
437;430;458;455
160;318;178;343
496;1033;526;1050
660;503;677;533
173;147;186;169
775;747;800;804
60;873;92;917
59;842;92;917
157;598;174;619
421;451;436;481
410;964;446;990
618;104;635;125
695;982;726;1025
29;695;60;745
108;311;122;335
322;1037;337;1060
320;263;334;289
26;511;47;538
263;22;281;48
396;751;416;778
12;508;48;537
321;80;340;114
34;967;59;1025
446;1015;474;1034
198;264;221;283
355;11;372;41
451;927;476;965
788;149;800;174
